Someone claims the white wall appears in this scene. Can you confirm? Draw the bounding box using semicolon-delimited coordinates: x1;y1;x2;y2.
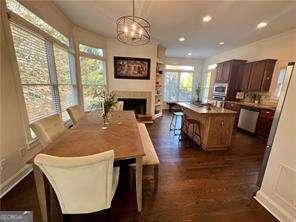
106;39;158;114
255;66;296;221
202;29;296;101
106;39;157;92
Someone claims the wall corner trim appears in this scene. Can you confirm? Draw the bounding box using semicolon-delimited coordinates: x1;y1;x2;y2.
254;190;295;222
0;164;32;198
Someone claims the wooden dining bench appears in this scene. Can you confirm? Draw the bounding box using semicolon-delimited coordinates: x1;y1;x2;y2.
129;123;160;191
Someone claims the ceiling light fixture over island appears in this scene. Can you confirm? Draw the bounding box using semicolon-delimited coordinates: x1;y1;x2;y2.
178;102;236;151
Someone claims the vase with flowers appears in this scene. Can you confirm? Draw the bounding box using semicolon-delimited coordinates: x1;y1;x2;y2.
90;88;117;124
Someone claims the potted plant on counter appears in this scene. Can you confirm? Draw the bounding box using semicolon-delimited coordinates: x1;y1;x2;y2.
250;93;262;104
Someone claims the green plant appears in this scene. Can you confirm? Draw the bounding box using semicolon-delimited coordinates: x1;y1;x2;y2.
195;85;202;102
89;88;117;116
250;92;262;103
102;91;117;116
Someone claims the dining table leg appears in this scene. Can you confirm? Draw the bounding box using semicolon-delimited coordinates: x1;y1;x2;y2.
33;164;48;222
135;157;143;212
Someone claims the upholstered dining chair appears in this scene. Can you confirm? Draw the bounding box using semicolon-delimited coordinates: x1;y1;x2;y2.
30;114;66;147
34;150;119;220
66;105;85;124
114;101;124;111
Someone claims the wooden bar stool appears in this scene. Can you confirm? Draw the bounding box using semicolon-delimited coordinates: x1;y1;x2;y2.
169;112;184;135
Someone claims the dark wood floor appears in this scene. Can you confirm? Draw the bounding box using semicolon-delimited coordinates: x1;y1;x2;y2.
1;113;277;222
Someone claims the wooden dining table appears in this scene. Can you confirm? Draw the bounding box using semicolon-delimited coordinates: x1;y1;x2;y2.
28;111;145;222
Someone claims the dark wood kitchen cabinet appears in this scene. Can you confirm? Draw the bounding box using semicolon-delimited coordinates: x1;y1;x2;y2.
215;60;246;99
215;63;224;83
237;63;252;91
248;59;276;92
215;60;237;83
261;59;277;91
256;109;275;139
224;101;241;127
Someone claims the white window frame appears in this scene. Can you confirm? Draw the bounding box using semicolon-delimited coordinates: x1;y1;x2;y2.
7;4;77;142
164;66;194;102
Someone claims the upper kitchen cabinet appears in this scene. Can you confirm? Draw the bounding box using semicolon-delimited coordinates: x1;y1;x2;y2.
216;60;246;84
215;60;246;100
237;63;252;91
248;59;277;92
260;59;277;91
215;61;232;83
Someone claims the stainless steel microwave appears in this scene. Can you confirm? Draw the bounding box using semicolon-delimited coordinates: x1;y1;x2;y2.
213;83;228;96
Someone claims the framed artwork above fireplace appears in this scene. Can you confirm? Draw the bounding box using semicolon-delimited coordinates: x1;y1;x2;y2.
114;56;151;80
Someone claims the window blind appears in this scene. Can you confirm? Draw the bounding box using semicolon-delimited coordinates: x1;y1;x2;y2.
11;23;78;124
11;23;57;122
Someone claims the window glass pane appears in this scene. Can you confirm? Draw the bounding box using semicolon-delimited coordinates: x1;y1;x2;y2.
179;72;193;101
83;85;104;111
165;65;194;71
164;72;179;102
273;68;286;99
80;57;105;85
11;24;50;84
203;71;212;102
6;0;69;45
22;85;55;122
79;43;103;57
54;45;72;84
58;85;76;112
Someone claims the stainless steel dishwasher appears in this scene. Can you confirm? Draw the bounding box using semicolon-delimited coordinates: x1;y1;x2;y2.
237;108;260;133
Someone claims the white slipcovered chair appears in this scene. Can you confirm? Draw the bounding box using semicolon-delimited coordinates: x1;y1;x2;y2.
114;101;124;111
34;150;119;217
66;105;85;125
30;114;66;147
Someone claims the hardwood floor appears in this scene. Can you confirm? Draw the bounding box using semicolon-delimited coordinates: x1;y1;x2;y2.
1;113;278;222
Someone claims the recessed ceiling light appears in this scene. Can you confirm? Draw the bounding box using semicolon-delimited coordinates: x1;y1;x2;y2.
187;52;192;56
179;37;186;42
203;15;212;22
257;22;267;29
218;42;224;45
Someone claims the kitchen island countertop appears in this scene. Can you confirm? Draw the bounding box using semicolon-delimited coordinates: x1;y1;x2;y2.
177;102;237;114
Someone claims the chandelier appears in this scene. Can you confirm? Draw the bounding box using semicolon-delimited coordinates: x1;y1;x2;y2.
116;0;151;45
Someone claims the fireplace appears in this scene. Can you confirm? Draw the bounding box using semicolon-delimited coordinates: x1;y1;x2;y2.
118;98;147;115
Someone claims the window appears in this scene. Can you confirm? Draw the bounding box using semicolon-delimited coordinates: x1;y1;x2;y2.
165;65;194;71
11;23;77;124
6;0;69;46
164;65;194;102
200;64;216;102
11;24;54;122
202;71;212;102
53;45;77;120
79;44;106;111
79;44;103;57
273;68;286;99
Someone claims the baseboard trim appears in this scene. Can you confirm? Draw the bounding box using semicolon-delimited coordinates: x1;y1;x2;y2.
255;190;295;222
0;164;32;198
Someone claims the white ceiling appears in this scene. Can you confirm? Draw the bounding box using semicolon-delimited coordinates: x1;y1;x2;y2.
54;0;296;59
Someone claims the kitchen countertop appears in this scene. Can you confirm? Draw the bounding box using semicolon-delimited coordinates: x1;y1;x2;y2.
225;100;276;110
177;102;237;114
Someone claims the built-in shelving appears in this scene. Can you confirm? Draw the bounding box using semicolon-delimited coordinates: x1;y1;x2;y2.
154;61;164;118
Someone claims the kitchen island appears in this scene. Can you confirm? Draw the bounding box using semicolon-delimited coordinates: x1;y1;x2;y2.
177;102;236;151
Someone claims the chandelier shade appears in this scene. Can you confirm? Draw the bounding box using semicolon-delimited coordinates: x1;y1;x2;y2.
116;0;151;45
